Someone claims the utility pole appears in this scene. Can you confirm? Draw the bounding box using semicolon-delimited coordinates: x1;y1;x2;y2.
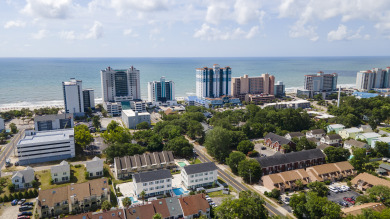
249;169;252;185
337;86;341;107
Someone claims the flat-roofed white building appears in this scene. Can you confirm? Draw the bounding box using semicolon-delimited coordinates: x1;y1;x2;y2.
51;160;70;183
121;109;150;129
17;129;75;165
133;169;172;198
181;162;218;190
34;114;74;131
62;78;84;116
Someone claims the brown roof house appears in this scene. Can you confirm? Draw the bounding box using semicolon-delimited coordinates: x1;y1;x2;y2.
262;169;311;193
63;208;125;219
306;161;355;182
264;133;296;153
37;178;110;218
351;172;390;191
179;194;210;219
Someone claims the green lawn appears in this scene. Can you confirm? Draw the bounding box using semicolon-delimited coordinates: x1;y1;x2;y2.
194;158;202;164
36;165;87;190
380;127;390;133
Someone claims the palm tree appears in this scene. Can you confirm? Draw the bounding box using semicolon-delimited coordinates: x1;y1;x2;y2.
140;190;146;204
122;197;132;208
153;213;162;219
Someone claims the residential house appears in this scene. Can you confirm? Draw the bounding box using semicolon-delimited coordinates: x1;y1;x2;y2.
181;162;218;190
85;156;104;178
376;163;390;176
133;169;172;198
371;137;390;149
307;137;320;146
327;124;345;134
164;197;185;219
114;151;175;180
339;127;362;139
284;132;304;140
264;133;296;153
306;161;355;182
63;208;125;219
320;134;342;146
351;172;390;191
126;203;156;219
179;194;211;219
358;124;373;133
317;143;331;152
256;149;326;175
355;132;381;145
12;166;35;190
344;139;370;151
51;161;70;184
306;129;326;140
262;169;311;193
342;203;386;217
37;178;110;218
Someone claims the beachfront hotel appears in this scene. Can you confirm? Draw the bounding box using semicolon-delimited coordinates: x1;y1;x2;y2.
304;71;338;92
147;76;176;106
196;64;231;98
17;129;75;165
231;73;275;101
62;78;84;116
356;67;390;91
82;88;95;111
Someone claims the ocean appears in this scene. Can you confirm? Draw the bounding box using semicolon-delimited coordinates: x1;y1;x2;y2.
0;57;389;110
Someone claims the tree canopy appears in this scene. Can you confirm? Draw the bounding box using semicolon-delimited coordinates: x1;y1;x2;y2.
323;146;351;163
164;136;193;158
226;151;246;174
237;159;262;184
204;127;232;162
307;181;329;197
74;124;93;149
237;140;254;155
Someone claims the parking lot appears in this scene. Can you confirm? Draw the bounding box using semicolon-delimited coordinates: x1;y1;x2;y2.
254;142;278;157
327;190;360;207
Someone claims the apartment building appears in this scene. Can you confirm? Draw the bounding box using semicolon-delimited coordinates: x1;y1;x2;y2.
34;114;74;131
264;133;296;153
51;160;70;184
304;71;338;92
85;157;104;178
148;76;175;105
17;129;75;165
351;172;390;191
256;149;326;175
196;64;231;98
181;162;218;190
231;74;275;101
274;81;285;97
37;178;110;218
82;89;95;111
356;67;390;91
133;169;172;198
12;166;35;190
244;93;275;104
264;100;311;109
262;169;311;192
114;151;175;179
306;161;355;182
121;109;150;129
62;78;84;116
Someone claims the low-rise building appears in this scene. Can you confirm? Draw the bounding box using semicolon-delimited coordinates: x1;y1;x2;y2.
371;137;390;149
306;161;355;182
342;202;386;217
244;93;275;104
326;124;345;134
358;124;373;133
17;129;75;165
114;151;175;180
85;157;104;178
306;129;326;140
103;102;122;116
264;133;296;153
339;127;362;139
204;96;241;108
34;114;74;131
264;99;311;109
317;143;331;151
12;166;35;190
262;169;311;193
51;161;70;184
351;172;390;191
37;178;110;218
181;162;218;190
256;149;326;175
320;134;342;146
343;139;370;151
121;109;150;129
284;132;304;140
133;169;172;198
307;137;320;146
179;194;211;219
355;132;381;145
376;163;390;176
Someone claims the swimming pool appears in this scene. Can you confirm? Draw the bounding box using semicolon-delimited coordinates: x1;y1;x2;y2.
178;162;186;167
173;188;188;196
129;197;138;203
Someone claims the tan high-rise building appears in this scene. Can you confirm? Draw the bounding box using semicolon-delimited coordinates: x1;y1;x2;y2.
231;74;275;101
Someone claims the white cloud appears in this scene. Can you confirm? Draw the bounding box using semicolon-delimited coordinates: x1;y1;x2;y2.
234;0;264;25
123;28;139;37
84;21;103;39
205;1;230;25
194;23;260;40
22;0;74;19
32;29;49;39
327;25;370;41
289;21;319;41
110;0;169;15
4;20;26;29
60;30;76;40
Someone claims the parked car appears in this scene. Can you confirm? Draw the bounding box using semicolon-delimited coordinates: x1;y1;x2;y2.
22;202;34;206
15;161;20;166
261;147;267;150
18;212;33;217
19;206;33;212
284;197;290;205
18;199;26;205
11;199;19;206
17;216;30;219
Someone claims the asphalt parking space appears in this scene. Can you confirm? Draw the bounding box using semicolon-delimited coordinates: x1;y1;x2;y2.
327;190;360;206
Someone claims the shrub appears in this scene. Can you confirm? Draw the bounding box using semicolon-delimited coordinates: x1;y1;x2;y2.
108;178;112;185
324;180;331;185
74;164;82;168
8;183;15;193
248;150;260;157
3;194;9;202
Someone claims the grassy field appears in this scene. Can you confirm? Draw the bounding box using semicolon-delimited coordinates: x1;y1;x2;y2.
35;165;88;190
380;127;390;133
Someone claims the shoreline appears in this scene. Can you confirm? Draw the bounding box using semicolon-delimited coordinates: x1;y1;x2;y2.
0;84;356;112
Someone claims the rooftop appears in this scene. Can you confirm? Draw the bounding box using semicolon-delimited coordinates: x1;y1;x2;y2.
328;124;345;129
122;109;150;117
133;169;172;183
344;139;368;148
183;162;217;175
265;133;292;145
86;156;103;170
18;129;74;145
357;132;381;139
342;127;361;133
51;160;70;174
178;194;210;216
34;114;73;122
351;172;390;188
256;149;325;168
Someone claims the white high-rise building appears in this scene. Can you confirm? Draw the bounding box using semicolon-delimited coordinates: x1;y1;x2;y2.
62;78;84;116
101;66;141;102
356;67;390;91
148;77;175;104
196;64;231;98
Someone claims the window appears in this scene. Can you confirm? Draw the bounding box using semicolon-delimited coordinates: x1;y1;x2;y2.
195;174;198;177
199;179;203;182
199;173;203;176
15;179;19;183
160;180;164;183
54;173;58;176
90;173;93;177
167;184;171;187
191;180;194;183
155;181;159;184
209;171;213;174
145;188;148;191
205;178;208;181
155;186;159;190
63;172;67;175
149;182;154;185
167;179;170;182
209;177;213;180
205;172;208;176
150;187;154;191
143;183;147;186
161;185;164;188
111;213;115;216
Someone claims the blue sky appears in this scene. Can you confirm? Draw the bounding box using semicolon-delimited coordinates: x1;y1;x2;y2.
1;0;390;57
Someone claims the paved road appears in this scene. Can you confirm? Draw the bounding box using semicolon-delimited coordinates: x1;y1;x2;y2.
0;129;24;171
193;147;283;217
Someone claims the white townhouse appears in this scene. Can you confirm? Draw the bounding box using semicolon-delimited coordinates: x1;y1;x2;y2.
306;129;326;140
320;134;342;146
85;156;104;178
12;166;35;190
17;129;75;165
133;169;172;198
50;160;70;183
181;162;218;190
